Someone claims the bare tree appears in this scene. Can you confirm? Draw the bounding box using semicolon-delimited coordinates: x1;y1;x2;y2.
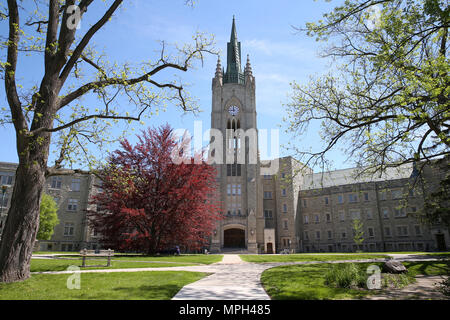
0;0;216;283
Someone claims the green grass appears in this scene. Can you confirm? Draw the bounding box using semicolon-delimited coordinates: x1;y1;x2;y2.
261;260;449;300
31;254;224;272
30;259;197;272
240;253;389;263
0;271;208;300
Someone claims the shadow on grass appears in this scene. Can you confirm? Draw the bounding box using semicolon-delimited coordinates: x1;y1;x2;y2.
111;284;182;300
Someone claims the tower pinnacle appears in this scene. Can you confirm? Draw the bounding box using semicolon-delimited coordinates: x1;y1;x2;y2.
224;16;245;84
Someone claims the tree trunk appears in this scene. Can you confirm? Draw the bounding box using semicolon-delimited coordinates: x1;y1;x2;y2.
0;156;47;282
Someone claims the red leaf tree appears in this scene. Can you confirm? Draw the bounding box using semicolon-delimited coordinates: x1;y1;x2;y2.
89;124;221;254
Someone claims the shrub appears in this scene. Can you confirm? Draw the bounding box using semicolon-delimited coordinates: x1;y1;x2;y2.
325;263;367;289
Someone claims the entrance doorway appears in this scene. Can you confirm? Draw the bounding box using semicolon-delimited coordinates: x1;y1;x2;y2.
266;243;273;254
436;234;447;251
224;228;245;248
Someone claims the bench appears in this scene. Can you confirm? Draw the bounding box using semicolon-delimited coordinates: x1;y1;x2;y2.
79;249;114;268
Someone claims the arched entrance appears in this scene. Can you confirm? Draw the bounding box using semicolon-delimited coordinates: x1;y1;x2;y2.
224;228;245;248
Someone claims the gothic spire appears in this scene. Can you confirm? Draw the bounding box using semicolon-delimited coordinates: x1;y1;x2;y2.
224;16;244;84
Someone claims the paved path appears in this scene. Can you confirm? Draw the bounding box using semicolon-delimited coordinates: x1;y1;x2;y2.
172;255;270;300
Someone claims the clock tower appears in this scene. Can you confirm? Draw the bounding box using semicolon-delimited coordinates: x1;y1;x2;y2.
209;17;263;253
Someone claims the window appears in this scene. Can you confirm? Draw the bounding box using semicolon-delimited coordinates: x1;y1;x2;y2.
283;204;287;213
281;173;286;179
314;214;320;224
384;226;391;237
64;223;75;236
53;177;64;189
0;173;13;185
227;164;241;177
324;197;329;205
414;225;422;236
51;177;62;189
379;190;387;201
364;192;369;201
350;210;361;220
283;220;288;230
341;230;347;239
71;178;81;192
315;230;321;240
67;199;78;211
382;208;389;219
227;184;231;196
327;230;332;239
339;211;345;222
304;215;309;224
392;189;402;199
264;191;272;199
368;227;374;238
304;231;309;240
365;209;373;220
282;188;287;196
338;195;344;204
303;199;307;207
397;226;409;237
1;195;8;207
264;210;273;219
263;174;272;180
409;206;417;213
348;194;358;203
394;207;406;218
326;213;331;222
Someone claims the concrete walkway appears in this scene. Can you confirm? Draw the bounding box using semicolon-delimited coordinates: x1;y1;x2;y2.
172;254;270;300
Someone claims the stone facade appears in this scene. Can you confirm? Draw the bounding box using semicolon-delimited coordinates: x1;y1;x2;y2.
0;162;101;251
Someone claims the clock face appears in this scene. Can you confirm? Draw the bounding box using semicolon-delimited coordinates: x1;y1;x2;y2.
228;105;239;116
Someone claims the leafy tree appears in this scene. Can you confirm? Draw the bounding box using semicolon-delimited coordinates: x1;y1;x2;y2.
420;160;450;227
0;1;216;283
284;0;449;175
89;125;221;255
37;193;59;241
352;218;364;251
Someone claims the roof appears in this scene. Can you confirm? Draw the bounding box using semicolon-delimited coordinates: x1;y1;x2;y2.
301;163;414;190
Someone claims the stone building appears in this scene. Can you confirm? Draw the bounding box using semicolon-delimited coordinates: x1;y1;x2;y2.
297;164;449;253
0;162;101;251
207;18;449;254
0;18;448;254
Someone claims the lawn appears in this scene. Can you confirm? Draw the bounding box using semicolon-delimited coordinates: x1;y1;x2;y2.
31;254;224;272
240;253;389;263
260;260;449;300
0;271;208;300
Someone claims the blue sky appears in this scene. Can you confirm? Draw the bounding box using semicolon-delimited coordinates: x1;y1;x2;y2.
0;0;350;171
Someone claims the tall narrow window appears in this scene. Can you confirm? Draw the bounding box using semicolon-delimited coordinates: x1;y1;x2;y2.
71;178;81;192
51;177;62;189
